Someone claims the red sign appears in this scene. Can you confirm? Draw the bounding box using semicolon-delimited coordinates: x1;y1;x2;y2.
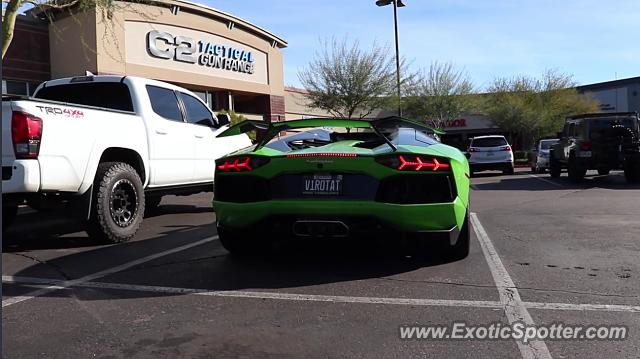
445;119;467;128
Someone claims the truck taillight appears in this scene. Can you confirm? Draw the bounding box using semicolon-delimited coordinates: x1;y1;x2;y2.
11;111;43;159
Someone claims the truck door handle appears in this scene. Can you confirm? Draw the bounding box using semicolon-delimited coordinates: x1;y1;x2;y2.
156;129;168;135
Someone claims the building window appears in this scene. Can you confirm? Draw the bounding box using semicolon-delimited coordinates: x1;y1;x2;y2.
2;80;42;96
3;80;28;95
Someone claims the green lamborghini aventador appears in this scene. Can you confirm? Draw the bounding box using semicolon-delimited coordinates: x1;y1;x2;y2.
212;116;471;259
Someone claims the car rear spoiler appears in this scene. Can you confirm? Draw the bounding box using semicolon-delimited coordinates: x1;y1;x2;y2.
216;116;446;152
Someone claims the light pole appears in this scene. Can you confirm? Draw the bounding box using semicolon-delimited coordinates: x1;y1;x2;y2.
376;0;405;117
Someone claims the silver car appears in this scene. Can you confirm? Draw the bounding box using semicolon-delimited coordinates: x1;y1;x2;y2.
531;139;559;173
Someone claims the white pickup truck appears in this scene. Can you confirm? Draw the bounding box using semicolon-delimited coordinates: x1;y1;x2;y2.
2;75;251;242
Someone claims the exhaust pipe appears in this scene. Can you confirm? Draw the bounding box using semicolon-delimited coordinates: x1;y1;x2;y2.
293;220;350;238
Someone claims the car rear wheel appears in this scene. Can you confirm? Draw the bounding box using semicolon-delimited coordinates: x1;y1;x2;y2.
218;228;266;256
597;168;610;176
449;212;470;260
503;166;515;175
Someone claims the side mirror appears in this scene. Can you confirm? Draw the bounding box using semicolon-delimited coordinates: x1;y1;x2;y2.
217;113;231;127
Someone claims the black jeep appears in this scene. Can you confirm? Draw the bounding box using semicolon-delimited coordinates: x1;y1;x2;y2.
549;112;640;182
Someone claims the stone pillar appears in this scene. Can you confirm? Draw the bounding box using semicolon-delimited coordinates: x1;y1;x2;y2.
263;95;285;123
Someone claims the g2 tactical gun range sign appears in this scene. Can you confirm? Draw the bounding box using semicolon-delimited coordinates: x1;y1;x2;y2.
125;22;268;85
147;30;256;74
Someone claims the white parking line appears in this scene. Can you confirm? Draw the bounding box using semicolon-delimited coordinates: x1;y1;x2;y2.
1;275;504;308
524;301;640;313
527;174;565;188
470;212;552;359
1;236;218;308
5;275;640;314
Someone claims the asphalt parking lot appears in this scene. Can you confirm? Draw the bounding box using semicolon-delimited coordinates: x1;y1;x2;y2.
2;168;639;358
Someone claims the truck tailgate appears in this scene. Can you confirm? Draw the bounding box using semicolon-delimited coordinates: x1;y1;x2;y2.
2;100;17;167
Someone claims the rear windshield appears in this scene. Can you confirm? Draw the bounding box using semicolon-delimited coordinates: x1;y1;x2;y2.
472;137;507;147
589;118;636;131
35;82;134;112
540;140;558;150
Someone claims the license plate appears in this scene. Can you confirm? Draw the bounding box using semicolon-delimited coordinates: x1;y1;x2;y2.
577;151;592;158
486;151;494;157
302;174;343;196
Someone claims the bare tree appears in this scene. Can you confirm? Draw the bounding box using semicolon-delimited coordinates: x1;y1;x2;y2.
403;62;475;129
298;38;405;119
2;0;153;59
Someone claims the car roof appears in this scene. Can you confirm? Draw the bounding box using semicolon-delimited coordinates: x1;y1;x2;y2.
472;135;506;140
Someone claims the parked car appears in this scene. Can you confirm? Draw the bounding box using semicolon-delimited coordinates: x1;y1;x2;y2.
2;75;251;241
213;117;471;260
467;135;514;175
549;112;640;182
530;139;559;173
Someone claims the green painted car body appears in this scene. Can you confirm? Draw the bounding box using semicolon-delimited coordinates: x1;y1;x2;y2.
212;117;471;255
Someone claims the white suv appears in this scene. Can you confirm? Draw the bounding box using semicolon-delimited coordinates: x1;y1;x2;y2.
467;135;514;175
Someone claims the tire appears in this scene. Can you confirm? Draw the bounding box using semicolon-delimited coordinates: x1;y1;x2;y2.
597;168;610;176
87;162;145;243
503;166;515;175
549;152;561;178
144;195;163;216
449;211;470;260
218;228;264;256
567;159;586;182
2;205;18;232
550;163;561;178
624;161;640;183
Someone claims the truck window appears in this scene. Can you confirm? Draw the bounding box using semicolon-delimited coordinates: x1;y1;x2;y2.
35;82;133;112
177;92;216;127
146;85;183;122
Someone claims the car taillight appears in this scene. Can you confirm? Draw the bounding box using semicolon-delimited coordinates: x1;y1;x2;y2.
468;147;478;152
12;111;43;159
286;153;358;158
376;155;451;172
580;141;591;151
501;145;512;152
216;156;269;172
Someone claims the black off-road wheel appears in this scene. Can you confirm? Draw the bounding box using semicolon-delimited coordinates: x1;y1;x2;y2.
2;205;18;232
87;162;145;243
597;168;611;176
567;158;586;182
449;211;470;260
624;161;640;183
502;166;515;175
549;152;561;178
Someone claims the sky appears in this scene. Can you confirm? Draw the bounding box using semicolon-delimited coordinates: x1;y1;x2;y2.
204;0;640;90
